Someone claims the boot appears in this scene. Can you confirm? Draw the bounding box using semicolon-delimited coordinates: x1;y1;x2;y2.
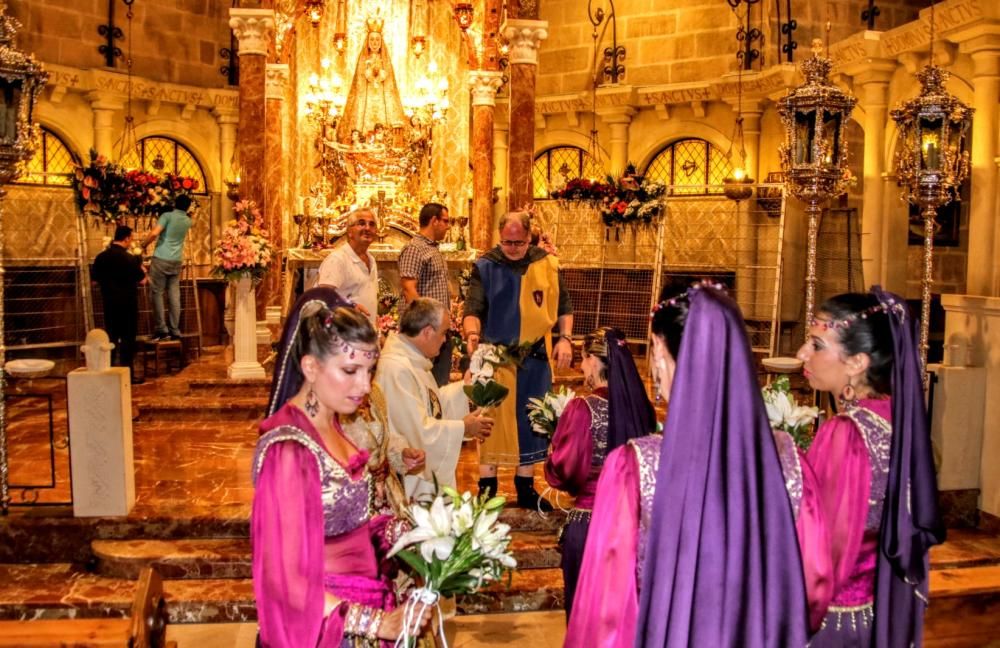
478;477;498;498
515;475;553;512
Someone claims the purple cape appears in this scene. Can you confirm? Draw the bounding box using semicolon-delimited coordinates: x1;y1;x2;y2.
634;286;808;647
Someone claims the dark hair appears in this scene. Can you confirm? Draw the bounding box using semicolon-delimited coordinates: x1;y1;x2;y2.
113;225;132;242
294;304;377;364
819;293;894;396
583;326;612;382
174;194;193;212
419;202;447;228
651;286;691;361
400;297;446;336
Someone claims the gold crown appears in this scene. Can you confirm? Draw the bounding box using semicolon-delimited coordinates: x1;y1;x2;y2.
366;14;384;33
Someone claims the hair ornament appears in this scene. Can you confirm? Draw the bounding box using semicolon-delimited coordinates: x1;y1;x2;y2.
810;297;907;331
650;279;728;318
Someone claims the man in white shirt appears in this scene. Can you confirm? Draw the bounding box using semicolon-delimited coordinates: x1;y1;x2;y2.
317;208;378;324
375;298;493;500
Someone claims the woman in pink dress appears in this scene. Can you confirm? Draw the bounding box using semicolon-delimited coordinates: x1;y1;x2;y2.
251;301;430;647
543;326;655;620
782;289;944;646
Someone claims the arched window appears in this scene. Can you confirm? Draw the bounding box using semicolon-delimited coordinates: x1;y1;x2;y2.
119;136;209;194
16;127;78;187
533;146;603;200
643;138;732;196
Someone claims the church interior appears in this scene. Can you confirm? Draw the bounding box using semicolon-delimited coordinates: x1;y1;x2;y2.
0;0;999;645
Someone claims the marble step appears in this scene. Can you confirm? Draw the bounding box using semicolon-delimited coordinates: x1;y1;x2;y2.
186;378;272;397
134;395;268;421
93;531;561;580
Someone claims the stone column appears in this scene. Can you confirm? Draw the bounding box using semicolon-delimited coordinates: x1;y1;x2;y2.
229;8;274;322
88;92;122;158
228;277;266;380
264;63;288;321
469;71;504;251
963;44;1000;296
595;107;635;176
212;107;239;230
853;63;896;288
741;101;764;181
493;97;510;238
503;19;547;211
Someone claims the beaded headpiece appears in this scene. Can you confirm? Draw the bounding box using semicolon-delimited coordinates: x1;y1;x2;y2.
650;279;728;318
809;295;907;331
321;310;379;360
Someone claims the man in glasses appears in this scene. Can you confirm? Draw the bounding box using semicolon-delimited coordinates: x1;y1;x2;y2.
463;210;574;511
317;208;379;324
399;202;453;386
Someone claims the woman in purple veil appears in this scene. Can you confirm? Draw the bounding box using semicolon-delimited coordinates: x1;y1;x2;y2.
544;326;655;621
566;283;807;647
783;289;944;646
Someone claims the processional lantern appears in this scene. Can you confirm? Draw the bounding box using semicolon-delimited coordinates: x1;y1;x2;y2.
777;38;856;329
890;11;972;381
0;1;47;515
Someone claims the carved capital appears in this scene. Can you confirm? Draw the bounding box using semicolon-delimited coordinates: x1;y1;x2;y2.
229;8;275;57
87;91;123;112
502;19;548;66
468;70;504;107
212;105;240;125
265;63;289;100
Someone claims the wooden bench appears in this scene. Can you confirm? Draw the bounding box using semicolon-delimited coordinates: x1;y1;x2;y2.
0;567;171;648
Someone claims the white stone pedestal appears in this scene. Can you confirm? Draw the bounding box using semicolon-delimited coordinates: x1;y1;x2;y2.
929;364;985;490
229;276;266;379
67;367;135;517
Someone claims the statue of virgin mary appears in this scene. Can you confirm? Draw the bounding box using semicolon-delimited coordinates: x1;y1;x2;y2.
335;15;408;144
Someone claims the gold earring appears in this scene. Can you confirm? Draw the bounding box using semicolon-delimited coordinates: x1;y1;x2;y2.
305;385;320;417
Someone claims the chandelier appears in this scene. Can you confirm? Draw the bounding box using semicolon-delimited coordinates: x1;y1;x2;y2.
403;61;450;132
890;2;972;381
302;58;346;134
777;38;857;329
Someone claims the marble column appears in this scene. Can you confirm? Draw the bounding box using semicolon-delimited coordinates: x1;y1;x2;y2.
854;63;896;289
469;71;504;251
228;277;266;380
493;98;510;241
88;92;122;159
963;44;1000;296
230;8;274;320
212;107;239;231
595;107;635;176
503;20;547;212
264;63;288;320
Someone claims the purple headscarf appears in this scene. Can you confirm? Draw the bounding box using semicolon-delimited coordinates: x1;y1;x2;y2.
605;327;656;452
635;285;808;647
266;286;353;417
870;286;945;647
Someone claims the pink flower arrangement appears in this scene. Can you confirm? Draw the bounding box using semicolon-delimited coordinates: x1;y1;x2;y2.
212;200;274;283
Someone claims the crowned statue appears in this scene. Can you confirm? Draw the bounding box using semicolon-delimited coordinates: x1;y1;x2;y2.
335;14;408;145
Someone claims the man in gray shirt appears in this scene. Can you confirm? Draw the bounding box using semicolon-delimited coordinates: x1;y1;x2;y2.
143;194;193;341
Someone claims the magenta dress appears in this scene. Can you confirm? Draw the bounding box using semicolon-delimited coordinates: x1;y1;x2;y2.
562;433;662;648
777;398;893;646
543;388;608;619
251;403;397;648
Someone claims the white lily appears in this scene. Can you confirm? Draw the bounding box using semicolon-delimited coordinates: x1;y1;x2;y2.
388;495;456;562
764;390;794;428
451;501;475;535
788;404;821;429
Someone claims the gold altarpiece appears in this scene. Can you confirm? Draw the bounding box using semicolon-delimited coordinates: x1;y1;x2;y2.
284;0;473;253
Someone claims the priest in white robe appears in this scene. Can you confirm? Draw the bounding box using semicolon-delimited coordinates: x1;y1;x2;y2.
375;297;493;500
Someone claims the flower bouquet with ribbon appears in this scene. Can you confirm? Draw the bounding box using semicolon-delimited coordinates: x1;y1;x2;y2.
464;343;510;412
388;488;516;647
762;375;820;450
526;385;576;438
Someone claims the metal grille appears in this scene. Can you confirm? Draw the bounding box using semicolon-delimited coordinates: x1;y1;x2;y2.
816;207;865;304
15;128;77;187
535;183;786;356
643;139;732;197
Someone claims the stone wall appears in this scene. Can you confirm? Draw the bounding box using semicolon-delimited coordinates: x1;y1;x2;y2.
8;0;233;89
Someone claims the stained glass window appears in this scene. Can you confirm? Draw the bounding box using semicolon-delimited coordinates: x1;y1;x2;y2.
643;138;731;196
16;127;78;187
533;146;603;199
119;137;208;194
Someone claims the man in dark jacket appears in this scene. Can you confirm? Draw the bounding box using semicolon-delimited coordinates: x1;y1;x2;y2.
93;225;146;382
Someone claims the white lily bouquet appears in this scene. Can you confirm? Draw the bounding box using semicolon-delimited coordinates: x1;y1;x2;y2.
388;487;516;647
464;343;510;411
527;385;576;438
762;375;821;450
